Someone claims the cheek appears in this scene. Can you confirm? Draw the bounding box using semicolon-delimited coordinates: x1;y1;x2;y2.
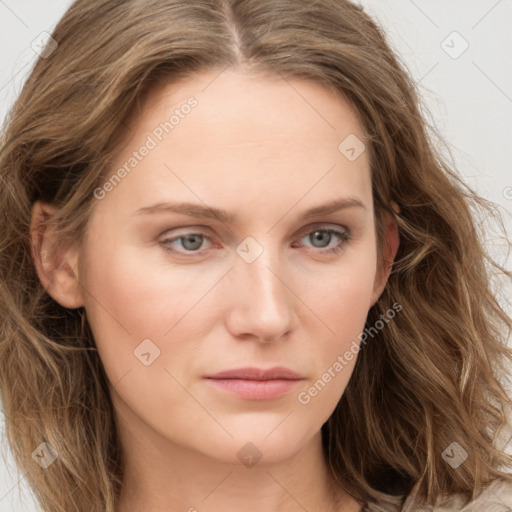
81;238;225;387
298;242;377;378
300;241;377;332
292;264;375;433
84;237;217;324
80;240;170;379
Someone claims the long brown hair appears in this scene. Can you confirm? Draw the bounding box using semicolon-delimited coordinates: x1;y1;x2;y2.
1;1;511;510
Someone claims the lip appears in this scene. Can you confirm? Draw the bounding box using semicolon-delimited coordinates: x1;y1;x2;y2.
206;366;303;380
205;366;304;400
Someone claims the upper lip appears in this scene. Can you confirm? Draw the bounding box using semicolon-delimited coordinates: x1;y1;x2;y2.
206;366;303;380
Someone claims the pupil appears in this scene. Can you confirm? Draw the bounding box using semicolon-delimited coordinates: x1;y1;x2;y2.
312;231;329;247
183;235;202;250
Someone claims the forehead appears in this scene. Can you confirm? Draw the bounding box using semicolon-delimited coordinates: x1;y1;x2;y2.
95;68;372;223
130;68;366;150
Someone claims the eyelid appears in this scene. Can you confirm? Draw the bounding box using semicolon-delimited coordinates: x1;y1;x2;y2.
296;222;349;236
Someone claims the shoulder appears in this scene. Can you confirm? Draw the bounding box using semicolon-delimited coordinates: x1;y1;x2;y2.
403;477;512;511
364;477;512;511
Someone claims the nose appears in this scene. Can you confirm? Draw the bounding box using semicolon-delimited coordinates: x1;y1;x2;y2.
224;243;295;344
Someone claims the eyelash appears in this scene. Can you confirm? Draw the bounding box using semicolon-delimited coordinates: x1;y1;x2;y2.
159;225;351;258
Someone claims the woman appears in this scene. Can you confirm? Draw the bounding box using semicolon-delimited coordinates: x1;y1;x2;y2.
1;1;511;511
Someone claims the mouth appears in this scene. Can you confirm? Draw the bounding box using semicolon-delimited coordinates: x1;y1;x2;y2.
204;366;305;400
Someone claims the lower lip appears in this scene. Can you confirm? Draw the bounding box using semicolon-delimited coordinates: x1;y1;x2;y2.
205;378;303;400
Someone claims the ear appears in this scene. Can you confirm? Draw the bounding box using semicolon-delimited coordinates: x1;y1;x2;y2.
30;200;85;309
369;201;400;308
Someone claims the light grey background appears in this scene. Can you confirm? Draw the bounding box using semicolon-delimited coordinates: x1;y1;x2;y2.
1;1;511;510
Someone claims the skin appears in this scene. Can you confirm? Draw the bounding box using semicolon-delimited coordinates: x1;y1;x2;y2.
31;68;399;511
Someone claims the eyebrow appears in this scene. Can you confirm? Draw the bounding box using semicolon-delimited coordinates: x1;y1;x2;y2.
134;197;367;224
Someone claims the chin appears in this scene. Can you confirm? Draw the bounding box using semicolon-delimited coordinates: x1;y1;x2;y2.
188;425;317;467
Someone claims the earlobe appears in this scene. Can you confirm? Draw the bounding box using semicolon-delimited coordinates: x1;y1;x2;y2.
30;201;85;309
369;201;400;308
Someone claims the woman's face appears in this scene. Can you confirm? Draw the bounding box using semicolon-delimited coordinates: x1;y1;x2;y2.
52;69;397;465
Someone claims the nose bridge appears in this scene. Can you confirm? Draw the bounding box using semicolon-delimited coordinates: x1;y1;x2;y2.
236;233;285;292
240;236;287;300
228;235;293;339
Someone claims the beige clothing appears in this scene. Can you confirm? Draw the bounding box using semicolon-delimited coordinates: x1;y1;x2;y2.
365;478;512;511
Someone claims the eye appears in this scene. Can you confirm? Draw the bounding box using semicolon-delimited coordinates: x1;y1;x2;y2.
160;231;211;255
294;226;351;255
159;225;351;257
